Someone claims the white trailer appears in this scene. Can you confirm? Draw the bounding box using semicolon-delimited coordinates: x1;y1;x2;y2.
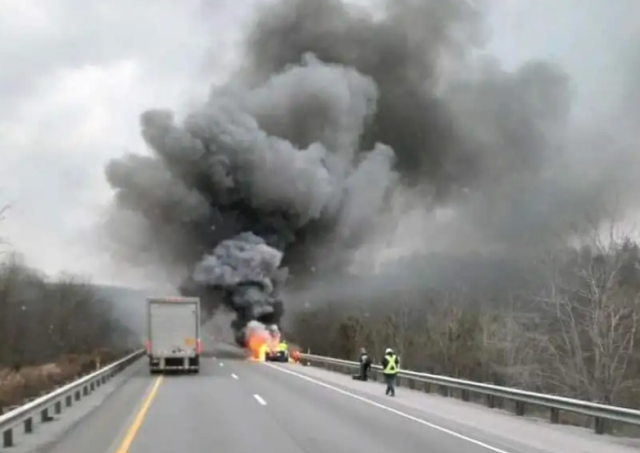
145;296;201;374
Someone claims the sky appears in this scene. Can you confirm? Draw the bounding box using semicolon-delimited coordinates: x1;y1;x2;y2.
0;0;259;286
0;0;637;287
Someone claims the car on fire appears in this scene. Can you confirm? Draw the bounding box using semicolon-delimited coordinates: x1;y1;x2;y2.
265;341;290;362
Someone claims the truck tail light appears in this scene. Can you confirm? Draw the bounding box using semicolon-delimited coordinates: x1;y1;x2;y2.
145;340;151;354
196;338;202;355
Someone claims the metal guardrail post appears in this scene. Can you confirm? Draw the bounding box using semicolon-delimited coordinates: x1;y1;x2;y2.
299;353;640;435
0;349;144;449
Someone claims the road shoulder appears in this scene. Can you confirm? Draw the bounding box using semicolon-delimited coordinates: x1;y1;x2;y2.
35;361;156;453
270;363;639;453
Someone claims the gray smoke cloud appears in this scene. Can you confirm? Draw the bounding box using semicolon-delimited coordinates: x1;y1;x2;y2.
104;0;640;340
239;0;640;250
105;50;397;344
192;233;283;291
190;232;285;343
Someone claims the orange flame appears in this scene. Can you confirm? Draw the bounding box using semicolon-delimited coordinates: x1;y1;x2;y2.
245;327;279;360
246;331;267;361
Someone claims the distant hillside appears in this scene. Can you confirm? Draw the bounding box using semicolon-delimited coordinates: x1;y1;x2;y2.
90;284;236;341
92;284;150;341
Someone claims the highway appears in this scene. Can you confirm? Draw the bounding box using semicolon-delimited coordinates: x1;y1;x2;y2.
34;344;638;453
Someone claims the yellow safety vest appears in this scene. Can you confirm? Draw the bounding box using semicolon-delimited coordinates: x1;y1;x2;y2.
278;342;288;351
383;354;398;374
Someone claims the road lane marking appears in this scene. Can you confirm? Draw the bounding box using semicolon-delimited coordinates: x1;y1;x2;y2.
114;376;163;453
219;362;224;367
265;364;511;453
253;394;267;405
231;373;239;379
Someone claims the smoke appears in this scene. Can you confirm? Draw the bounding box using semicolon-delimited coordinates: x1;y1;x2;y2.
236;0;613;256
240;0;486;193
105;51;397;344
104;0;640;338
190;232;285;343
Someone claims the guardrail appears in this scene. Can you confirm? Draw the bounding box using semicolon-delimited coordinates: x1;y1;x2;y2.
299;353;640;435
0;349;145;449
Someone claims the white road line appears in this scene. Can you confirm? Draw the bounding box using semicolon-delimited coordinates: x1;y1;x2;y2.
231;373;238;379
264;363;511;453
219;362;224;367
253;394;267;405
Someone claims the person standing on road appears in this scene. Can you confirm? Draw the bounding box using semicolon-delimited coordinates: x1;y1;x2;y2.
381;348;399;396
354;347;372;381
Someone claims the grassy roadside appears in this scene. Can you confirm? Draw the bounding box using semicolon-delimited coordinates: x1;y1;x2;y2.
0;349;129;414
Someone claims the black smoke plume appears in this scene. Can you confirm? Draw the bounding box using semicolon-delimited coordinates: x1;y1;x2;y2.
104;0;640;343
105;51;397;344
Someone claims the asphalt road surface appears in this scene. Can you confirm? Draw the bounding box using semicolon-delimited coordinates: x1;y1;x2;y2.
37;344;639;453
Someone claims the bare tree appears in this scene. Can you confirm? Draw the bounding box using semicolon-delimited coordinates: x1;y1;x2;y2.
523;218;640;404
485;299;541;387
0;257;129;369
286;203;640;410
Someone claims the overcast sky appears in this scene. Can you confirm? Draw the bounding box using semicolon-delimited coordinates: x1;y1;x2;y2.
0;0;637;287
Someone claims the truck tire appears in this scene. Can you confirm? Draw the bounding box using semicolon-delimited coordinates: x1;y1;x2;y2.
188;356;200;373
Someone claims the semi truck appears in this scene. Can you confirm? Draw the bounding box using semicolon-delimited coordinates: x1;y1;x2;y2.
145;296;201;374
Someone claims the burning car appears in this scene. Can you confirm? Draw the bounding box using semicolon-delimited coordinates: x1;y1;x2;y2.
265;340;289;362
246;323;291;362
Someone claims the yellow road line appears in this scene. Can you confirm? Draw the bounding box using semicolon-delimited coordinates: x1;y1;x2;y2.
114;376;163;453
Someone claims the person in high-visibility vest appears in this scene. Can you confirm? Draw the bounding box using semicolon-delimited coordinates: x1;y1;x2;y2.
276;341;288;362
381;348;399;396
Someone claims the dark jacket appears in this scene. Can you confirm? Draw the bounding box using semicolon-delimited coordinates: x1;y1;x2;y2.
381;353;399;375
359;352;372;367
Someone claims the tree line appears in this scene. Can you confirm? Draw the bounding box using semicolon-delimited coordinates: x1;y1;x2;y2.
289;220;640;409
0;253;135;371
0;202;135;372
